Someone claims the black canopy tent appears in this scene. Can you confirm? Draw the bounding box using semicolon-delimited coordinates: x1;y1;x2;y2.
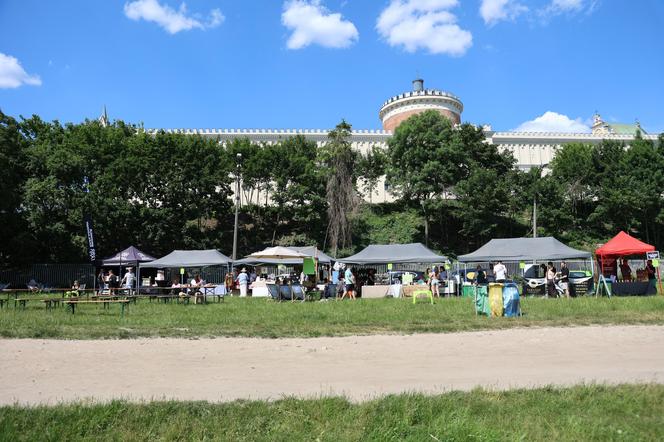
339;243;447;264
99;246;156;291
102;246;156;266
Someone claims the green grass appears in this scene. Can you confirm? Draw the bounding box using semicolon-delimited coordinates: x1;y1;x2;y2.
1;385;662;441
0;295;663;339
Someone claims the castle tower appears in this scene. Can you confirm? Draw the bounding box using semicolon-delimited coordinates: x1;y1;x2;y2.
379;79;463;132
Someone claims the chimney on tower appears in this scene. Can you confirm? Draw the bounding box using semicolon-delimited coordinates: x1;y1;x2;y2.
412;78;424;92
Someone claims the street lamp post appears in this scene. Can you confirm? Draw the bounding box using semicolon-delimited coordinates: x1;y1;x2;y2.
232;152;242;261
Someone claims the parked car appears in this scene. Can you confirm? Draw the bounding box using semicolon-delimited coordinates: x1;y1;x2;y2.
385;270;425;284
523;266;594;296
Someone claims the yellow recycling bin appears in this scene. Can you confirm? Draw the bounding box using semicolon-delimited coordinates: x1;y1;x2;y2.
488;283;504;317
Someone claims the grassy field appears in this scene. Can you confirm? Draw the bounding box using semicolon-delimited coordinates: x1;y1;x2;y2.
0;295;663;339
0;385;662;441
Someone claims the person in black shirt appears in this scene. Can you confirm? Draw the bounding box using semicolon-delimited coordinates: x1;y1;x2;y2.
560;261;570;298
474;265;487;285
646;260;657;281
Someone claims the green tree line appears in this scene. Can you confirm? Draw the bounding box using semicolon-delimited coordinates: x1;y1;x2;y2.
1;109;663;266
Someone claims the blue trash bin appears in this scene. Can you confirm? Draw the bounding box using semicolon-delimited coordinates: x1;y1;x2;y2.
502;283;521;317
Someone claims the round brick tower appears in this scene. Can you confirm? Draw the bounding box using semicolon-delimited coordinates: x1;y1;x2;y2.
379;79;463;132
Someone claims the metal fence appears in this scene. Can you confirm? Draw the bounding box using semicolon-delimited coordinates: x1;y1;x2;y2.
0;264;95;289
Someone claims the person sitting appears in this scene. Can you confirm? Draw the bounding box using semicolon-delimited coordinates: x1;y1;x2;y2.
27;279;40;293
170;277;183;297
190;274;204;304
65;280;80;298
619;259;632;281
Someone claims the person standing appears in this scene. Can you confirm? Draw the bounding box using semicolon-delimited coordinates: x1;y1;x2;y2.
429;267;440;297
474;265;487;285
546;263;556;298
493;261;507;283
107;269;119;292
646;259;657;282
224;271;234;295
237;268;249;297
343;265;355;299
121;267;136;292
560;261;570;298
619;258;632;281
97;269;106;295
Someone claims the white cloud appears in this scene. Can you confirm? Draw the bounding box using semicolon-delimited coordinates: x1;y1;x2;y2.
480;0;527;26
282;0;359;49
124;0;224;34
0;53;42;89
377;0;472;56
515;111;591;133
539;0;597;20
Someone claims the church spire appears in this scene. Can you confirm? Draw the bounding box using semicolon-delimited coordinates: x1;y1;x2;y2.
99;105;109;127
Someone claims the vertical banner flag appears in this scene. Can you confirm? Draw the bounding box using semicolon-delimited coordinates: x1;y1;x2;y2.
84;215;97;263
82;176;97;263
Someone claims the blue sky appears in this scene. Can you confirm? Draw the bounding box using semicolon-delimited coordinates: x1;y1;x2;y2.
1;0;663;133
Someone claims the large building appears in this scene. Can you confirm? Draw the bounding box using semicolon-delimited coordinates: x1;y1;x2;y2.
152;79;658;203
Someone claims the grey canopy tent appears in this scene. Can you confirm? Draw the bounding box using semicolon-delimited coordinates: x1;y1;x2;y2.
140;249;232;268
102;246;155;266
457;237;591;262
138;249;232;293
235;246;335;265
339;243;447;264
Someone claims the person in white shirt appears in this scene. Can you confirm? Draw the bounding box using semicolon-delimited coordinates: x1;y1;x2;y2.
236;268;249;297
190;274;204;303
493;261;507;283
121;267;136;290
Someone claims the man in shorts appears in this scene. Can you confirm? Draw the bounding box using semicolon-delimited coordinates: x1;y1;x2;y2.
343;266;355;299
560;261;570;298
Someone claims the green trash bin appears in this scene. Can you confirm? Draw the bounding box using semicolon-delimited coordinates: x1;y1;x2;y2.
474;285;490;316
462;284;475;298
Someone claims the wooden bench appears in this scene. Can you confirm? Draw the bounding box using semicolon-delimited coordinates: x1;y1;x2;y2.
65;299;130;316
43;298;63;310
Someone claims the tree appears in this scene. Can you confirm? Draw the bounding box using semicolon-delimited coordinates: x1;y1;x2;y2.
386;110;514;246
268;135;326;245
0;111;30;266
323;120;358;256
356;145;387;203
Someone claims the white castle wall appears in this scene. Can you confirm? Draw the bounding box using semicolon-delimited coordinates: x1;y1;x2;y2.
149;128;658;205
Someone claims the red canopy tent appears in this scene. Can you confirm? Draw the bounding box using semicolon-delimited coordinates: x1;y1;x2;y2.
595;231;660;295
595;231;655;257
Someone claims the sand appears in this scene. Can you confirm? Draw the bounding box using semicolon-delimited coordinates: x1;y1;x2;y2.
1;325;663;405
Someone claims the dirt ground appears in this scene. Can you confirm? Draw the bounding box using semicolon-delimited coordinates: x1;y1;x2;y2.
1;325;663;405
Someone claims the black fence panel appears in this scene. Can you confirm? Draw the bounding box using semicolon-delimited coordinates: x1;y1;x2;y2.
0;264;95;289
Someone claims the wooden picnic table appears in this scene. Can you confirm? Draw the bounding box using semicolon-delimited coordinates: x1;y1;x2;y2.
65;299;130;316
137;285;223;304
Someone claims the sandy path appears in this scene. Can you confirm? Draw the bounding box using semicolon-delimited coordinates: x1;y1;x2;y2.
1;325;663;405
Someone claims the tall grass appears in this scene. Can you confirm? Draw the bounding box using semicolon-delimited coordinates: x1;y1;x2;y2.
0;296;663;339
1;385;662;441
